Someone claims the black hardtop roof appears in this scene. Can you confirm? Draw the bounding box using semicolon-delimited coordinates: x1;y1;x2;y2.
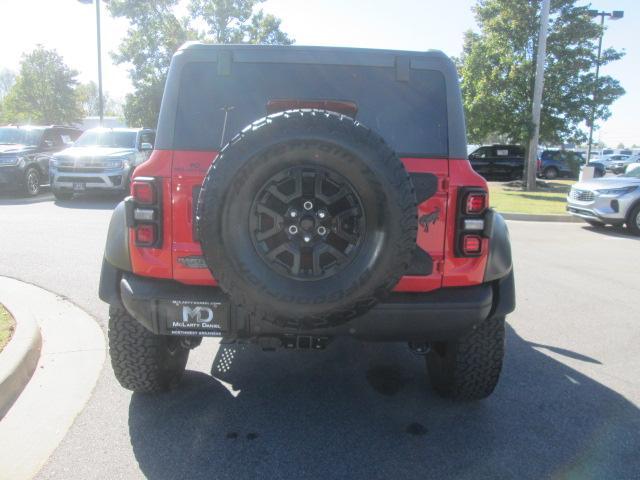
173;43;456;74
156;43;467;158
177;42;449;60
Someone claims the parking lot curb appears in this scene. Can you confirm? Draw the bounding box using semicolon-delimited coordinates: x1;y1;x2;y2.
501;212;583;223
0;293;42;420
0;276;105;480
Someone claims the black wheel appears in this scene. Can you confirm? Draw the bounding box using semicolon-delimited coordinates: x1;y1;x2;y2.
53;188;74;201
586;219;605;228
24;167;40;196
627;204;640;236
108;306;189;393
543;167;558;180
197;109;417;328
426;316;505;401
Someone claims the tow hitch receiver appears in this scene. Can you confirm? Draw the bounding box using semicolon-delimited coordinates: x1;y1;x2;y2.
284;335;330;350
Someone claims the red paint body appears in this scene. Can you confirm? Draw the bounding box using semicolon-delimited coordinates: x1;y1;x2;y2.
129;151;490;291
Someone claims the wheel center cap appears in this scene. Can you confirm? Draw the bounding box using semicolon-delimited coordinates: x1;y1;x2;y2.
300;216;315;231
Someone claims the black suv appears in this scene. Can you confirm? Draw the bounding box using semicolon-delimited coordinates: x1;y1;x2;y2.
0;125;82;196
468;144;525;179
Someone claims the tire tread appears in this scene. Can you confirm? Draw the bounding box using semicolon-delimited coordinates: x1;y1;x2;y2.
108;306;188;393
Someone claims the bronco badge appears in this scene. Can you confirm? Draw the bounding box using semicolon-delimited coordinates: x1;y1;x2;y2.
419;207;440;233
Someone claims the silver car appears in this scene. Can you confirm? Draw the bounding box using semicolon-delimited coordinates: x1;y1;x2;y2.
599;154;631;174
50;128;155;200
567;168;640;235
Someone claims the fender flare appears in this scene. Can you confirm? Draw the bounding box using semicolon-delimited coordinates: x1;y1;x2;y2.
99;201;131;305
483;209;515;317
484;209;513;282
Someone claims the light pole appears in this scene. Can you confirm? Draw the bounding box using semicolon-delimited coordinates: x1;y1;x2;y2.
525;0;550;192
586;9;624;162
78;0;104;126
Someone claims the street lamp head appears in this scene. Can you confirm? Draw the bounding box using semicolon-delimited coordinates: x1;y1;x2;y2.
587;9;600;18
611;10;624;20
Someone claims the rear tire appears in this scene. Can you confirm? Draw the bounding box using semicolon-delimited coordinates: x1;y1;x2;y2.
426;316;505;401
108;306;189;393
53;188;74;201
627;204;640;236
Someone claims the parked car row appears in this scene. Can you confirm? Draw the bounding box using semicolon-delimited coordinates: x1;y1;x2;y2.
0;125;82;196
467;144;606;180
0;125;155;199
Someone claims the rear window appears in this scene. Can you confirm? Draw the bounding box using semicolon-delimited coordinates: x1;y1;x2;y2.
174;61;448;157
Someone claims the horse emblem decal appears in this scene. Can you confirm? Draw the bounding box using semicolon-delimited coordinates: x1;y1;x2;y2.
419;207;440;233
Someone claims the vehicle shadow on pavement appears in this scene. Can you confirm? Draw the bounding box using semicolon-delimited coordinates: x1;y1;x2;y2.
582;224;640;241
53;194;121;210
128;325;640;480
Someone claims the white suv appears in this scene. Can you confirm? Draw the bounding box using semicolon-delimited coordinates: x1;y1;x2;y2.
567;168;640;235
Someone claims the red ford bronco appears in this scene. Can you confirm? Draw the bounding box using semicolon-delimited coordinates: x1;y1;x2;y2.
99;44;515;401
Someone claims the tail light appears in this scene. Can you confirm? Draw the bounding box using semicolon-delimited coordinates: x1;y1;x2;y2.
461;234;482;255
456;188;488;257
126;177;162;248
132;181;155;204
465;192;487;214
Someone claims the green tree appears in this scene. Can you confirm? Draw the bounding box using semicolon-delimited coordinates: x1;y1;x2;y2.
459;0;625;149
77;81;122;117
0;68;15;101
108;0;293;128
1;46;83;125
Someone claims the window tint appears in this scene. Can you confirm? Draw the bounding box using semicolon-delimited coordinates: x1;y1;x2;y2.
174;61;449;156
75;130;137;148
57;129;79;145
139;131;155;147
472;147;489;158
66;129;82;142
42;130;64;147
0;127;43;146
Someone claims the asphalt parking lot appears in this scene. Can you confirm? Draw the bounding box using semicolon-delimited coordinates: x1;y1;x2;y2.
1;191;639;480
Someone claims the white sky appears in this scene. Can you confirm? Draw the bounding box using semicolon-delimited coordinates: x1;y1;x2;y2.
0;0;637;146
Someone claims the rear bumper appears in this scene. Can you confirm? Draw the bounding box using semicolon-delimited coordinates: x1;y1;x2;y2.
113;270;515;342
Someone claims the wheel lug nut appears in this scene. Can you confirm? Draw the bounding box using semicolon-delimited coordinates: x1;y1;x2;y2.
289;210;298;218
288;225;298;235
317;226;327;235
318;210;326;219
303;201;313;211
303;235;311;243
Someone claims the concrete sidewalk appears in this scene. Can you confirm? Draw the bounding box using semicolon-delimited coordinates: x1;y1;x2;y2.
0;277;105;480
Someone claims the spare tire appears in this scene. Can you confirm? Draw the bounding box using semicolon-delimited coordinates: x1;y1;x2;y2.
197;109;416;328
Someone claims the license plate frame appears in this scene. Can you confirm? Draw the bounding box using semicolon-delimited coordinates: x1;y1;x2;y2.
166;300;230;337
72;182;86;191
